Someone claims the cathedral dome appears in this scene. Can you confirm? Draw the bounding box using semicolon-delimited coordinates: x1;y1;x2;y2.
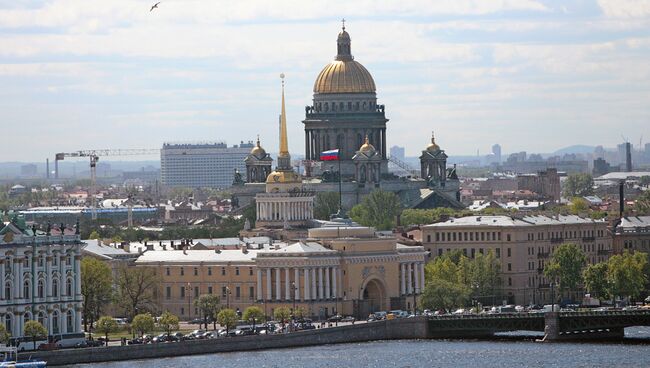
250;137;266;158
359;135;376;154
313;25;376;94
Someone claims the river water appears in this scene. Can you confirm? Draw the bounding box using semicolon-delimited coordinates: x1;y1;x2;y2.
73;328;650;368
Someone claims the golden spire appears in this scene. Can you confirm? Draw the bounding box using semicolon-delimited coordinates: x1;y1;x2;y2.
279;73;289;157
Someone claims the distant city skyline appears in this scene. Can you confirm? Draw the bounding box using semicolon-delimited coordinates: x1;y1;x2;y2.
1;0;649;161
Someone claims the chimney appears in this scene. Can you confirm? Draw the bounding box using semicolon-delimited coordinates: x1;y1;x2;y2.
183;248;187;255
625;142;632;172
46;158;50;180
619;180;625;218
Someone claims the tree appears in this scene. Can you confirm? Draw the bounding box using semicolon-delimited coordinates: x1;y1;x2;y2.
582;262;609;301
544;243;587;299
400;208;459;227
23;320;47;350
217;309;238;334
635;190;650;215
116;266;160;320
568;197;590;215
0;324;10;345
293;306;307;320
131;313;155;337
194;294;221;330
640;176;650;187
88;230;100;240
562;173;594;198
273;307;291;328
243;306;265;332
349;190;401;230
469;251;501;304
81;257;114;332
158;311;179;338
607;251;648;303
314;192;341;220
420;279;470;312
96;316;118;346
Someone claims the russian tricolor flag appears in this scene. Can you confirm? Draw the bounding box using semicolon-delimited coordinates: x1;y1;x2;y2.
320;149;339;161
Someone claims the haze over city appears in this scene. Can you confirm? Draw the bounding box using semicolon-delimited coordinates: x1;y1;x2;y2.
1;0;649;162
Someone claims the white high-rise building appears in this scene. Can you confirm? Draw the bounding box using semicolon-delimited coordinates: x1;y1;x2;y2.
161;141;254;188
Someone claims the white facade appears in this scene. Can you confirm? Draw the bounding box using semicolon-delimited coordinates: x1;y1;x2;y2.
0;223;83;338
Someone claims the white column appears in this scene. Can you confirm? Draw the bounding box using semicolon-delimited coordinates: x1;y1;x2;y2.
407;263;413;295
318;267;324;300
311;268;317;300
275;268;281;301
420;263;426;292
16;260;22;299
61;311;67;334
332;267;338;299
45;255;52;298
47;311;53;334
400;263;406;295
74;254;81;296
294;268;300;300
256;269;262;300
285;267;291;301
303;267;310;300
266;268;272;301
325;267;331;299
414;262;420;292
0;259;4;300
75;308;82;333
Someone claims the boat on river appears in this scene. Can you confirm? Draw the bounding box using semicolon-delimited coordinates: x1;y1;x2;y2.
0;346;47;367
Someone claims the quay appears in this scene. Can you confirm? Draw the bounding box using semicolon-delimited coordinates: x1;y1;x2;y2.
29;310;650;366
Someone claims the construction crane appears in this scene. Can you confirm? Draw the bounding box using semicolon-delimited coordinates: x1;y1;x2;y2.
54;149;160;220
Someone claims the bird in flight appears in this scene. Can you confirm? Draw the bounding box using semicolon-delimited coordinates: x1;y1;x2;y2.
150;2;161;12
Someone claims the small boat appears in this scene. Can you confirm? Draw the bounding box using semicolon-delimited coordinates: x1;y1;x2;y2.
0;345;47;367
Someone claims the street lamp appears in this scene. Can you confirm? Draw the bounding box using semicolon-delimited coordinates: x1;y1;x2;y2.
187;282;192;321
226;286;231;309
291;282;296;323
413;287;418;316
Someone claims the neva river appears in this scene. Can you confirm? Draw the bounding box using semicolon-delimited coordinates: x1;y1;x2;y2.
75;328;650;368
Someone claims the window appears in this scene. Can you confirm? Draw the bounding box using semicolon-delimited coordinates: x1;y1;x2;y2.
507;263;512;271
249;286;254;300
438;249;443;257
23;258;29;267
52;312;59;333
208;267;212;276
166;286;171;299
194;268;198;276
194;287;199;298
4;315;11;334
435;233;439;242
38;312;45;327
496;248;501;258
66;255;72;266
481;232;485;241
52;256;58;267
221;267;226;276
507;248;512;257
507;234;511;241
235;286;241;298
37;280;44;298
166;267;170;276
4;282;11;300
208;286;213;294
427;235;431;243
222;286;227;298
180;286;185;298
180;267;184;276
249;268;253;276
508;277;512;286
181;307;185;316
235;267;240;276
23;280;30;298
38;256;44;268
66;278;72;296
52;279;59;297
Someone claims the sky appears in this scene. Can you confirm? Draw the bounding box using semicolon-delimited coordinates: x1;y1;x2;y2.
1;0;649;162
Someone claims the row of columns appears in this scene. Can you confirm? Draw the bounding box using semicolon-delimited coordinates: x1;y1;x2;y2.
305;128;387;161
257;200;314;222
3;307;81;337
0;252;79;301
400;262;426;295
257;266;341;302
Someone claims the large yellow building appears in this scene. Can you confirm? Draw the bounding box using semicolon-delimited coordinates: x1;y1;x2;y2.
135;227;426;319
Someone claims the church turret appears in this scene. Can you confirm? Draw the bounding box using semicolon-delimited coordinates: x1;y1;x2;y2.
244;135;273;183
336;20;352;61
352;135;382;186
420;132;448;188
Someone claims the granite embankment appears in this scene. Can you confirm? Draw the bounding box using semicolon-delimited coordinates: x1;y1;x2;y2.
29;318;428;366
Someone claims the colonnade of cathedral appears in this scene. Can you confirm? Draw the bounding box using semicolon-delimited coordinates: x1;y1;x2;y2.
304;128;387;161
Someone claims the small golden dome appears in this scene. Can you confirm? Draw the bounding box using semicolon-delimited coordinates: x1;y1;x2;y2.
265;170;301;184
359;135;376;154
426;133;441;152
250;136;266;158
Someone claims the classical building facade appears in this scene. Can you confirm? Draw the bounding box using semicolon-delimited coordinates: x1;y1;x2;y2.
0;218;83;338
421;215;612;305
135;227;427;319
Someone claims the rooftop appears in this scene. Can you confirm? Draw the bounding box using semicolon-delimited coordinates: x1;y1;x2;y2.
423;215;602;228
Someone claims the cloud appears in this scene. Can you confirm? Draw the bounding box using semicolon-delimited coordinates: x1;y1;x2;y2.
598;0;650;18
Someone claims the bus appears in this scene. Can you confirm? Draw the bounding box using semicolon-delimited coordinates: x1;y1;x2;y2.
51;333;86;348
9;336;48;351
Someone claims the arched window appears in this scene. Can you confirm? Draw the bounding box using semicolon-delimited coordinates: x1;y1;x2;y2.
66;278;73;296
332;102;337;111
37;279;44;298
4;282;11;300
52;278;59;297
5;314;11;334
38;312;45;327
4;257;11;274
23;280;30;299
52;311;59;334
66;310;73;332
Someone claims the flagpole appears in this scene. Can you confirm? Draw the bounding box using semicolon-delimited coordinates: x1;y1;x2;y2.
338;154;342;211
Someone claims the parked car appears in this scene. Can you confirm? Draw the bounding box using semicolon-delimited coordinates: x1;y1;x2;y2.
327;314;343;322
341;316;355;323
127;338;144;345
190;318;204;325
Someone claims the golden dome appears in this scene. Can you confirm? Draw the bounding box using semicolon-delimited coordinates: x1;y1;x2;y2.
426;133;441;152
313;25;376;94
313;60;376;94
250;136;267;158
359;135;376;154
265;170;301;184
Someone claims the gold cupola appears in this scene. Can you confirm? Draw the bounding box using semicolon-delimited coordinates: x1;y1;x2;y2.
359;135;376;154
426;132;441;152
250;135;267;159
313;23;376;94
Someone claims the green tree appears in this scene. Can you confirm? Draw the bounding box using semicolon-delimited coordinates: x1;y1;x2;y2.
568;197;590;215
217;309;238;334
131;313;155;337
562;173;594;198
544;243;587;298
243;306;265;332
194;294;221;330
158;311;179;338
582;262;609;301
469;251;501;304
420;279;470;312
607;251;648;303
96;316;118;346
88;230;100;240
314;192;341;220
293;306;307;320
81;257;114;332
273;306;291;327
640;176;650;187
116;266;160;320
635;190;650;215
400;208;462;227
349;190;401;230
0;324;10;345
425;257;459;284
23;320;47;350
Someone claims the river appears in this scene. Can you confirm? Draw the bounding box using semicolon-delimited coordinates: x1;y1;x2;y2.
73;328;650;368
